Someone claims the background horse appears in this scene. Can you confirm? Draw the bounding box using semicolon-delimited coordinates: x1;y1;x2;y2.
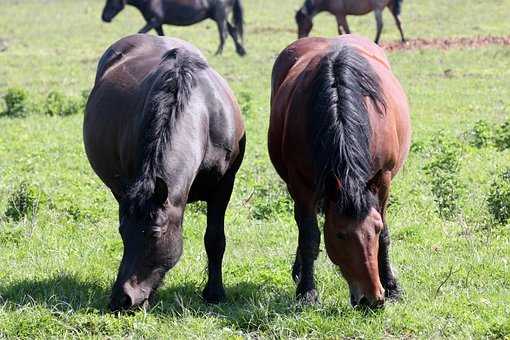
84;34;245;311
268;34;411;307
101;0;246;56
295;0;405;44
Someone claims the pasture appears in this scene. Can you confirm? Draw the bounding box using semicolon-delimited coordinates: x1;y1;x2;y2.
0;0;509;338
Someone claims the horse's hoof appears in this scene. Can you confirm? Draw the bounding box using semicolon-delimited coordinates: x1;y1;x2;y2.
202;286;226;304
297;289;319;305
236;46;247;56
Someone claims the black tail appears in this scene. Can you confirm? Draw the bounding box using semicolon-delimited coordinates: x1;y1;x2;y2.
393;0;403;15
128;48;208;207
233;0;244;41
309;46;385;219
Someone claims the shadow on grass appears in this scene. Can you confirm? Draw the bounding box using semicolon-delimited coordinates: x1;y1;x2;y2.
0;273;375;333
0;274;111;312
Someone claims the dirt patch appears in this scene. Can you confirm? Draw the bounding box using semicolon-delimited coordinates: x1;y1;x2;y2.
381;35;510;52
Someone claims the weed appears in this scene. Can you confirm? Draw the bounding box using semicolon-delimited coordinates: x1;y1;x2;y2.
44;91;83;116
238;91;253;117
487;168;510;225
424;133;464;219
467;120;493;148
251;181;293;220
1;87;29;117
4;181;45;222
494;119;510;150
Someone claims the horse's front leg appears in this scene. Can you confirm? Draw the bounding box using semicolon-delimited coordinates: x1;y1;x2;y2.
138;18;160;34
202;172;237;303
373;9;384;44
155;25;165;36
294;204;320;304
215;19;228;55
377;171;402;300
335;14;350;35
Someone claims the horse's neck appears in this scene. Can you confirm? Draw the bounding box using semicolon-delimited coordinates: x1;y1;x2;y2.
128;0;147;10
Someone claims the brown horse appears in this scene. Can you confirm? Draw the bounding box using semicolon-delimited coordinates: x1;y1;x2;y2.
295;0;406;44
268;34;411;308
84;34;245;311
101;0;246;56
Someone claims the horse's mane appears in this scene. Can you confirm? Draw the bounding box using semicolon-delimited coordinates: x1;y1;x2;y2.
309;45;386;219
127;48;208;211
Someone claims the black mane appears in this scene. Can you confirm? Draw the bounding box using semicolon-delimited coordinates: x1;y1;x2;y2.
309;45;386;219
127;48;208;211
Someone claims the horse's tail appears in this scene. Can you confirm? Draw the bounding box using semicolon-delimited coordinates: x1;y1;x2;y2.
233;0;244;41
309;46;386;219
393;0;403;16
129;48;207;203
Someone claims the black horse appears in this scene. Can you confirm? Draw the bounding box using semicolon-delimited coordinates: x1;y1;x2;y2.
84;34;246;311
101;0;246;56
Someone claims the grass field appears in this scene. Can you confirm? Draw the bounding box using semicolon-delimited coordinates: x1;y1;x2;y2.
1;0;510;338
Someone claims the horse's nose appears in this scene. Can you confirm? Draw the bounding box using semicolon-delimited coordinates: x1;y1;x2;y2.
109;289;133;311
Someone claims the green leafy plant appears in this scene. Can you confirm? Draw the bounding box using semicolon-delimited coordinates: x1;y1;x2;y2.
238;91;253;117
4;182;45;222
494;119;510;151
424;133;464;219
487;169;510;225
467;120;493;148
2;87;29;117
251;182;293;220
44;90;83;116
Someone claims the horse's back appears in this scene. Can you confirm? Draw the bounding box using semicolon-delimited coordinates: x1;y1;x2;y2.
84;35;207;192
269;35;410;186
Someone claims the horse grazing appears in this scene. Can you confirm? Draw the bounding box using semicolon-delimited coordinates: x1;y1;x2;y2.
84;34;245;311
101;0;246;56
268;34;411;308
295;0;406;44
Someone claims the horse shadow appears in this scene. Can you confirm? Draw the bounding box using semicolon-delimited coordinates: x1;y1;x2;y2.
0;274;377;332
0;274;111;312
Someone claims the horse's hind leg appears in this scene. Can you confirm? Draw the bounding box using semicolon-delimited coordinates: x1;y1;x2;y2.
388;5;406;42
373;9;384;44
227;22;246;56
202;175;236;303
377;171;402;300
202;140;245;304
293;204;320;304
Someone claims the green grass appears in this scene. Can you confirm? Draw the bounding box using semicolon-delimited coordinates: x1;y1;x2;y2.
1;0;510;338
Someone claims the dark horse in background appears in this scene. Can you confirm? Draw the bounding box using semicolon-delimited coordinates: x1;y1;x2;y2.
102;0;246;56
84;34;245;311
269;34;411;308
296;0;406;44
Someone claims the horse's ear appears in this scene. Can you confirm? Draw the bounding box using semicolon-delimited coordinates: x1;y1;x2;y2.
153;177;168;206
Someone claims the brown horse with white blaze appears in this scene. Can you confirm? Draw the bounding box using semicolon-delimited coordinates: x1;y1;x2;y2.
296;0;406;44
268;35;411;308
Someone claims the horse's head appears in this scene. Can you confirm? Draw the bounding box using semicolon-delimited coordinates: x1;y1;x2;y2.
109;177;183;311
295;8;313;38
101;0;126;23
323;200;385;309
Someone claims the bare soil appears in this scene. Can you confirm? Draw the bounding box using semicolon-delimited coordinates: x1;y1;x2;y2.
382;35;510;52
